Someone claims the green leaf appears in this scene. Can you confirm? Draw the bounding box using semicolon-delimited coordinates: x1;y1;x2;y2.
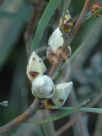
79;107;102;114
36;107;74;124
59;107;102;114
35;106;102;124
58;107;102;114
70;16;102;61
31;0;61;51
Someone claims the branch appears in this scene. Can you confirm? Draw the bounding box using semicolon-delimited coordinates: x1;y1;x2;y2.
69;0;90;43
0;99;39;135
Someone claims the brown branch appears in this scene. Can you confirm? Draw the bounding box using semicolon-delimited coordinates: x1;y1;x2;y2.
69;0;90;44
48;55;63;77
56;92;102;136
0;99;39;135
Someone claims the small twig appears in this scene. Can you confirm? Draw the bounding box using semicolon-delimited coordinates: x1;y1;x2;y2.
0;99;39;135
69;0;90;44
57;118;77;136
48;55;63;77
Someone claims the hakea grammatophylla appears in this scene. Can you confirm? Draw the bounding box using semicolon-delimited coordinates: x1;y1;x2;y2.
32;75;55;99
44;82;73;108
46;10;73;64
47;27;71;64
52;82;73;107
26;51;47;81
48;27;64;52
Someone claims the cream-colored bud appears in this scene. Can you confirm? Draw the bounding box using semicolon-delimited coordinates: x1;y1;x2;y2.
44;82;73;108
48;27;64;53
32;75;55;99
27;51;47;81
52;82;73;107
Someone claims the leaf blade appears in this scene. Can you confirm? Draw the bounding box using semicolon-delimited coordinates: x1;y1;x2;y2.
79;107;102;114
31;0;61;51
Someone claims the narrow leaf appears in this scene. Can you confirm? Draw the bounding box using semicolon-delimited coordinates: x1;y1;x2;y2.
31;0;61;51
35;108;74;124
35;106;102;124
79;107;102;114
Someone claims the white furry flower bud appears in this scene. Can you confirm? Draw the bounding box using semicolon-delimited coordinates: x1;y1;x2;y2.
32;75;55;99
44;82;73;108
52;82;73;107
47;27;71;64
27;51;47;81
